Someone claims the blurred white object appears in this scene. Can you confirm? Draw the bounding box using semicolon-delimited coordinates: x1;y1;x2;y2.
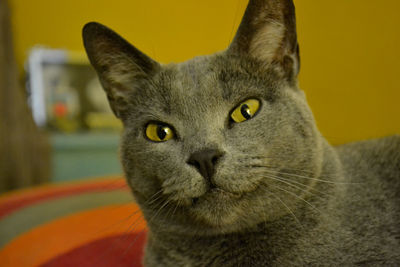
27;48;67;126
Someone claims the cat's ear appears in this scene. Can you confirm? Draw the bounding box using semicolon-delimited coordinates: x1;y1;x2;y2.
228;0;299;81
82;22;160;118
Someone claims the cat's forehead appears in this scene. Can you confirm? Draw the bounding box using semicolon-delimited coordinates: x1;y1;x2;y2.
128;55;279;123
160;56;221;101
137;55;280;119
133;56;220;120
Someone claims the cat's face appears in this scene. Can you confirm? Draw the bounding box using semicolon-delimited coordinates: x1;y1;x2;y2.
83;0;324;234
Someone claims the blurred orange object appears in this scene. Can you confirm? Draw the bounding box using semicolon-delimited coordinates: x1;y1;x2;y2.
0;177;147;267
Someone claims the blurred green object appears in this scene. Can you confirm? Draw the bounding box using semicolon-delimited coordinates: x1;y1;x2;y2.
51;133;122;181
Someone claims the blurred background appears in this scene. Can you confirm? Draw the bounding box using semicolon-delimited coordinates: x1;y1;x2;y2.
1;0;399;192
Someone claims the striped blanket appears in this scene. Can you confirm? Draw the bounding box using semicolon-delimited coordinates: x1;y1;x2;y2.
0;177;147;266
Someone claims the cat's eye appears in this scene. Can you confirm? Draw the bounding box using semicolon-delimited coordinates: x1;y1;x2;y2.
146;123;174;142
230;99;260;123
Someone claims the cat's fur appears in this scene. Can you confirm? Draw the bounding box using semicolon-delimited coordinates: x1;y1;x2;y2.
82;0;400;265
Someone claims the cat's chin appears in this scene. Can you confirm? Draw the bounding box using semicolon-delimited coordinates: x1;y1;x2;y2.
189;188;244;228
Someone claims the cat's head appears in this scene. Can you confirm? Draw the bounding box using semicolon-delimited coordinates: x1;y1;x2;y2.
83;0;324;234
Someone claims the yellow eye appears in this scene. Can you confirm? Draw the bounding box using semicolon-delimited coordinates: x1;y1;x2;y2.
146;123;174;142
230;99;260;123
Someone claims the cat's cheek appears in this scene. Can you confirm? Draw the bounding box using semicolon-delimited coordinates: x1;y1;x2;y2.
124;167;162;202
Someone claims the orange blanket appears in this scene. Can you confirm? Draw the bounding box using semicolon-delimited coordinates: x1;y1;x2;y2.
0;177;147;266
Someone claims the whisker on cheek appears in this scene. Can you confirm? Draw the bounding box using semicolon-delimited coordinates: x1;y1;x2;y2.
88;211;146;266
265;182;322;215
261;173;332;199
268;189;303;228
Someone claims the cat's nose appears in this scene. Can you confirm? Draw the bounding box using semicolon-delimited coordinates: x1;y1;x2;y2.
187;149;224;182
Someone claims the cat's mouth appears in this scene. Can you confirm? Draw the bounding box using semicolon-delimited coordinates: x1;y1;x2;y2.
191;187;242;206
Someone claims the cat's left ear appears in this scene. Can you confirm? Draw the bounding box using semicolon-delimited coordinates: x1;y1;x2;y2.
82;22;160;119
228;0;299;81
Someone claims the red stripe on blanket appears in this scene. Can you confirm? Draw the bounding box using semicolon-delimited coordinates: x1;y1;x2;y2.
0;179;129;219
40;232;147;267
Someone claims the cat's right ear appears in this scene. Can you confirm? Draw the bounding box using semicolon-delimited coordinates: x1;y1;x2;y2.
82;22;160;119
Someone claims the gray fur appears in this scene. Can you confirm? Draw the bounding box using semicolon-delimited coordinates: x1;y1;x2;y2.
82;0;400;265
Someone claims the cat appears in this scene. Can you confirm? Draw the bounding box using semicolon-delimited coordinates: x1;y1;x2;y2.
82;0;400;265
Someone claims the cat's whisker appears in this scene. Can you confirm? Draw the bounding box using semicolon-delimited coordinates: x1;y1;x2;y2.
164;198;179;222
265;164;324;176
148;197;172;224
268;189;303;228
255;165;352;185
78;202;143;266
108;214;147;262
244;155;343;181
261;172;332;198
92;206;143;236
127;215;146;235
114;214;146;252
146;188;164;201
241;162;340;183
172;199;181;216
259;172;329;201
120;230;147;260
92;213;146;265
269;169;357;185
267;166;352;185
146;189;165;205
148;197;167;217
267;183;322;215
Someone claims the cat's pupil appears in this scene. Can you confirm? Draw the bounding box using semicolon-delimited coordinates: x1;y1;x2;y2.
240;104;252;119
157;126;167;140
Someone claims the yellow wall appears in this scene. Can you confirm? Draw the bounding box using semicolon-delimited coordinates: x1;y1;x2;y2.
9;0;400;145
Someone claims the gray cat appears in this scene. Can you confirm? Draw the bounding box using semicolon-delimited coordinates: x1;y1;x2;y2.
82;0;400;265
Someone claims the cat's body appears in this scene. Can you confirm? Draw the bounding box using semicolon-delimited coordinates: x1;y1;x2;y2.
83;0;400;265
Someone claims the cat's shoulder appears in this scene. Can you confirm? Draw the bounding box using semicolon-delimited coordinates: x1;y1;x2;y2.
336;134;400;156
335;135;400;182
331;136;400;264
335;135;400;163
